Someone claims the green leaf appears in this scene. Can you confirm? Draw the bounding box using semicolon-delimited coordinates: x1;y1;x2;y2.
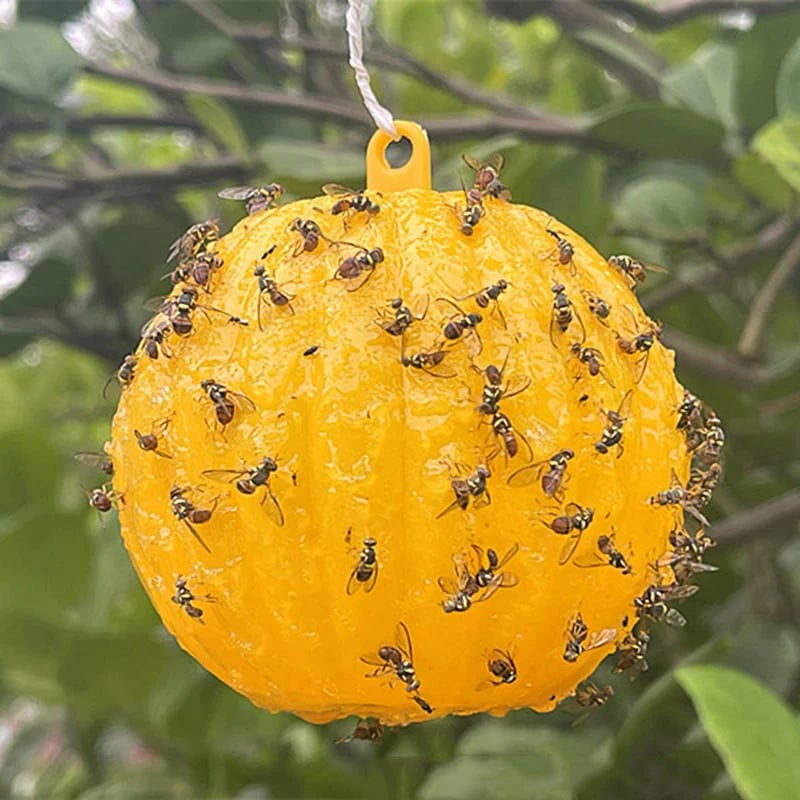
0;22;82;101
258;139;365;184
677;665;800;800
733;152;792;210
613;173;708;240
590;104;726;163
419;722;610;800
185;93;249;157
776;38;800;117
751;116;800;192
662;43;738;132
0;257;74;317
0;512;91;618
737;7;800;130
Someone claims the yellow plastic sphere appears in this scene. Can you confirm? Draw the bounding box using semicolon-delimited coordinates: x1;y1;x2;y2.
109;172;701;727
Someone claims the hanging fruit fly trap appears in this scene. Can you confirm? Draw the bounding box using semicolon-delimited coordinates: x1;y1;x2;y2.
96;3;723;733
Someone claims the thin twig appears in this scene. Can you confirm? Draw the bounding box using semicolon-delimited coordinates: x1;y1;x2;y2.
82;62;602;147
642;214;800;310
737;231;800;360
594;0;798;29
84;63;372;128
0;114;203;138
545;1;667;99
663;328;771;386
0;155;249;198
714;488;800;544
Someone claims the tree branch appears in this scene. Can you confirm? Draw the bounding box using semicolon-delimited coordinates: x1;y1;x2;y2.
0;114;203;138
593;0;798;29
84;62;372;128
663;328;771;386
546;1;667;99
641;213;800;310
81;62;602;148
714;488;800;544
0;155;249;199
737;230;800;360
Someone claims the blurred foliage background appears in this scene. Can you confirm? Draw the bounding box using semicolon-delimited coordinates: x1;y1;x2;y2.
0;0;799;798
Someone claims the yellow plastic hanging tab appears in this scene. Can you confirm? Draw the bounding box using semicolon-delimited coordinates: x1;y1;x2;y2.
366;120;431;193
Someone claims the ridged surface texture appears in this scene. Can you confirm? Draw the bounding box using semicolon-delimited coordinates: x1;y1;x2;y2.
110;189;691;725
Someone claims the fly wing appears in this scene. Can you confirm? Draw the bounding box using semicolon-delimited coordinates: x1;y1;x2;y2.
322;183;357;197
218;186;256;200
395;621;413;663
261;487;285;527
201;469;247;484
507;462;542;489
496;542;520;569
586;627;618;651
559;532;582;566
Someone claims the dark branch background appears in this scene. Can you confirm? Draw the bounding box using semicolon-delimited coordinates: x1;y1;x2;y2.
0;0;799;798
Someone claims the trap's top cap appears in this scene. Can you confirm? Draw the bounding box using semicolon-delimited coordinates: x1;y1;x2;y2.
366;120;431;193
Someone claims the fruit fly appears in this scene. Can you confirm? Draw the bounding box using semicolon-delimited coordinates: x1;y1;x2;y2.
165;251;223;289
614;626;650;676
202;456;284;527
290;218;326;255
334;718;385;745
487;410;533;462
676;391;704;432
575;530;632;574
437;297;483;357
438;543;519;612
547;503;595;565
361;621;425;699
333;246;385;291
546;229;576;276
608;254;667;289
148;285;243;338
85;484;123;514
462;153;511;200
200;379;256;429
167;219;219;263
134;415;173;459
457;183;485;236
103;354;137;398
457;279;511;328
563;613;617;662
375;295;428;339
346;536;379;595
549;283;584;347
580;289;611;324
218;184;284;215
508;448;575;500
634;585;694;627
323;184;380;219
648;468;710;526
74;450;113;477
169;485;216;553
474;355;531;416
570;682;614;725
569;341;615;387
691;414;725;467
478;648;517;689
616;310;663;385
140;316;173;360
171;575;216;622
595;389;634;457
660;526;718;583
254;257;295;330
436;463;491;518
400;348;456;379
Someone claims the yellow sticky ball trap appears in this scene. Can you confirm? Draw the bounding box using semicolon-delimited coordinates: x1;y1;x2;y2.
107;123;717;727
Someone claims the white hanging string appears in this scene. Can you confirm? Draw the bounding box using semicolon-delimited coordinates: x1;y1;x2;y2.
345;0;398;137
